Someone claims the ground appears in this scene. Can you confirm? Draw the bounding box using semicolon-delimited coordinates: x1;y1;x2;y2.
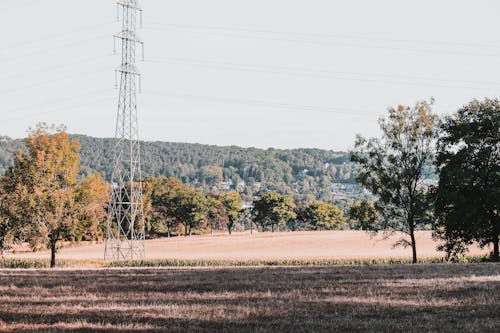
0;264;498;332
6;231;489;261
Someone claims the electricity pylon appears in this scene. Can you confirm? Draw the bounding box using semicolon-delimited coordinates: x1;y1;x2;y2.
105;0;145;260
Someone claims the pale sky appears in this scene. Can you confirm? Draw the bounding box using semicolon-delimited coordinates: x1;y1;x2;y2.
1;0;499;150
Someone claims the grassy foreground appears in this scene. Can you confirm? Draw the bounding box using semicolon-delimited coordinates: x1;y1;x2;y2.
0;255;492;269
0;264;499;332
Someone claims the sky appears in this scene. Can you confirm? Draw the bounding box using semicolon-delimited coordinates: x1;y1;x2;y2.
1;0;499;150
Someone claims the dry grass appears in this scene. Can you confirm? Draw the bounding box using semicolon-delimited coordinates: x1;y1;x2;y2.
6;231;490;261
0;264;498;332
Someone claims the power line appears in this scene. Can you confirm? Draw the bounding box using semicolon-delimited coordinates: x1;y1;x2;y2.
3;21;115;50
147;21;500;50
0;66;109;95
0;35;109;62
141;92;459;122
0;89;114;116
143;90;377;117
1;96;115;120
144;24;500;58
0;55;112;81
145;57;500;92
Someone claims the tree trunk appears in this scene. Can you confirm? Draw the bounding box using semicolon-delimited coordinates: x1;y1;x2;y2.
493;231;499;262
271;224;275;233
492;216;499;261
50;240;57;268
410;230;417;264
184;224;188;237
407;210;418;264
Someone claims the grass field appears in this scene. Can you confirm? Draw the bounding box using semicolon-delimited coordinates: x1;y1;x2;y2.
6;231;489;262
0;264;498;332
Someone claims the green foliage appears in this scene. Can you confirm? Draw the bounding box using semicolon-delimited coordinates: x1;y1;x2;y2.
434;99;500;261
147;177;211;236
143;176;182;237
349;200;379;230
252;192;297;231
218;192;243;234
0;135;356;201
351;100;439;263
302;201;344;230
205;194;229;233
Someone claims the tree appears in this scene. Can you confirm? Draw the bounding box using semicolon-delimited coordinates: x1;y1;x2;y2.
144;177;181;237
74;173;109;242
303;201;344;230
349;200;379;230
206;194;228;236
0;125;83;267
350;100;439;263
252;192;297;232
0;187;14;255
178;189;210;236
434;99;499;261
219;192;243;234
152;178;210;236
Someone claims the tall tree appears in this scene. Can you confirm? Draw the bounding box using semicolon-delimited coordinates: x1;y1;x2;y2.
351;100;439;263
1;125;82;267
219;192;243;234
303;201;344;230
349;200;380;230
434;99;500;261
252;192;297;232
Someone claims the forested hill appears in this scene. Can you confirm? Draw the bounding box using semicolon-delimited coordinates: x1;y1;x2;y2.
0;135;358;201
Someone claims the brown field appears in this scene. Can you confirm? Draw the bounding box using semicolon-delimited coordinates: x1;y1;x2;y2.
6;231;490;261
0;264;498;332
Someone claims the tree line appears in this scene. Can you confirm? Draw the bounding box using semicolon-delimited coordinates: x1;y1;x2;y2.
0;134;357;203
143;177;345;237
0;127;347;267
0;98;498;266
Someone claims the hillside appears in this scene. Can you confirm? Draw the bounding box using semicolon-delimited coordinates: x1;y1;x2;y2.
0;135;360;201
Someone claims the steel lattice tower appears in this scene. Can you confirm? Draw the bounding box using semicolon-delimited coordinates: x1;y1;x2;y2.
105;0;145;260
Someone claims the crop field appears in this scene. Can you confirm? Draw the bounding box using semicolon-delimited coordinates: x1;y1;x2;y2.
6;231;489;262
0;264;498;332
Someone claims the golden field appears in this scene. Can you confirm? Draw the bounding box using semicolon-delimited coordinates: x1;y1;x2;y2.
5;231;490;262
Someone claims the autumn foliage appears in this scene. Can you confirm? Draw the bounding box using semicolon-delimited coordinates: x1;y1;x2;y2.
0;125;109;267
